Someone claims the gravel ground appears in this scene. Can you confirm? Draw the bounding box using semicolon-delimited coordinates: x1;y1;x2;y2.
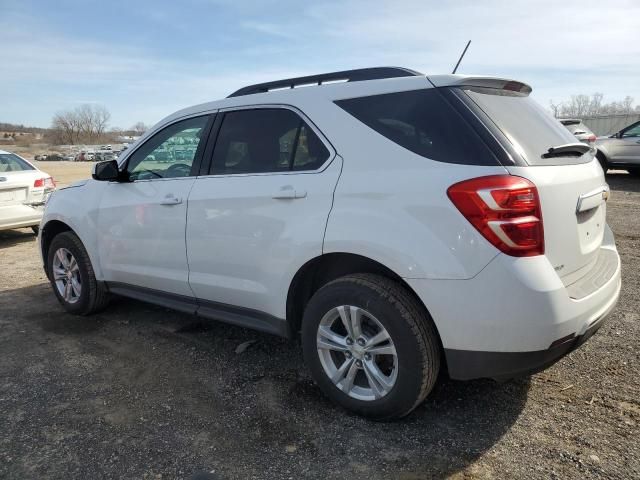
0;167;638;479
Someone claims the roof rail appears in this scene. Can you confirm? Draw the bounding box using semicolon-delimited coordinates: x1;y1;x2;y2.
227;67;422;98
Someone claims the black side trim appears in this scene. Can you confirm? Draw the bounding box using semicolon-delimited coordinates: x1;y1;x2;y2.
445;315;608;381
198;299;288;337
105;282;288;338
107;283;197;315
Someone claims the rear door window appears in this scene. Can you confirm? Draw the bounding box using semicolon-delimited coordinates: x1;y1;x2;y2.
211;109;330;175
335;88;498;166
462;87;588;165
0;153;35;172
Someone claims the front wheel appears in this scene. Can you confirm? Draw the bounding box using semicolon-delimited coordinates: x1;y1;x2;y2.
301;274;440;420
47;231;109;315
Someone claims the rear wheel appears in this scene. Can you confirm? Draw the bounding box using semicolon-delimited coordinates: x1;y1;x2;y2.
301;273;440;420
47;231;109;315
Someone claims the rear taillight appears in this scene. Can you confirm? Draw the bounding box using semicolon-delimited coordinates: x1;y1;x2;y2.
447;175;544;257
34;177;56;189
587;134;597;143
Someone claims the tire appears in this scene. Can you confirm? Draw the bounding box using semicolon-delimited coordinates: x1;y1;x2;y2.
301;273;440;420
31;225;39;235
47;231;109;315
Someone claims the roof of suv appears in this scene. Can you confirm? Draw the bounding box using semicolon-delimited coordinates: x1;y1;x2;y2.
150;67;533;135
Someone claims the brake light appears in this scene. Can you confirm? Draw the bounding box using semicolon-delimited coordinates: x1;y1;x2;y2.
447;175;544;257
34;177;56;189
587;134;596;143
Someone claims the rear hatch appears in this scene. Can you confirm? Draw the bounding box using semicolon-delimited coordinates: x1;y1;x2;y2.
0;153;49;208
457;84;609;283
0;173;30;207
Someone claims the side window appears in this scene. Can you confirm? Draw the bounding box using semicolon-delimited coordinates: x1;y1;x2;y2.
622;122;640;138
211;109;329;175
126;116;209;181
292;124;330;171
335;89;496;165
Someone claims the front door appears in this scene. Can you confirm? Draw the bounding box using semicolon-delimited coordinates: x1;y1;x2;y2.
609;121;640;164
96;115;212;297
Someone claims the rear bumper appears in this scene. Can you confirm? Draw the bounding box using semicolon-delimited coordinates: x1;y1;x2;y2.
0;204;44;231
444;303;612;381
406;232;621;381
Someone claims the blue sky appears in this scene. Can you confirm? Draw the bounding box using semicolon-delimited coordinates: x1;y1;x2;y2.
2;0;639;129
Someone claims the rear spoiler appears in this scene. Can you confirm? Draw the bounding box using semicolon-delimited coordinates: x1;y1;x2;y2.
427;75;532;96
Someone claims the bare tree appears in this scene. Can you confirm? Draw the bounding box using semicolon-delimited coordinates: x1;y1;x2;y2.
49;104;111;145
131;122;148;135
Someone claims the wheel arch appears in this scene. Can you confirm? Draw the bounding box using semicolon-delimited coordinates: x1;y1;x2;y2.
41;220;75;276
286;252;443;345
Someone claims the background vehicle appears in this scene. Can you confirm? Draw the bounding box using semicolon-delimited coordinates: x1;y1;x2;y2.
39;67;620;420
560;119;597;145
0;150;55;234
595;120;640;174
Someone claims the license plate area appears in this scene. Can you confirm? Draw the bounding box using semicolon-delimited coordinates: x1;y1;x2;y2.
0;188;27;205
576;204;605;254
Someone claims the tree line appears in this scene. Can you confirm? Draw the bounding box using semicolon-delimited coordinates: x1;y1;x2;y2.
550;94;639;118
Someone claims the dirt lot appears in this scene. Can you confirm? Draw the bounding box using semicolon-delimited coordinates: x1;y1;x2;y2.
1;163;638;479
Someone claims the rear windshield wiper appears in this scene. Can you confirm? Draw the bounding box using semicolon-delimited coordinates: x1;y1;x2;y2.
541;142;591;159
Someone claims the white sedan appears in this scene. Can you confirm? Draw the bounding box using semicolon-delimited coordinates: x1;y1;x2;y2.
0;150;55;234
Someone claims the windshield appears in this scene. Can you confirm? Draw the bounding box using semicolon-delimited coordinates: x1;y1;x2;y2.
0;153;35;172
462;87;591;166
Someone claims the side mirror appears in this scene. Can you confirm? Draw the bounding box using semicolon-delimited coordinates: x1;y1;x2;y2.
92;160;120;181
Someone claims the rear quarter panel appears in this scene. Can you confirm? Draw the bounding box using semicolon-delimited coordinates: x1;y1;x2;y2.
310;101;507;280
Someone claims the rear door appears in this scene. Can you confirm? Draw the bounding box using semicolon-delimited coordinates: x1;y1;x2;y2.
460;86;609;281
186;107;341;320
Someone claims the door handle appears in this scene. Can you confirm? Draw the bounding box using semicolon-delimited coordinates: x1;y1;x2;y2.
160;194;182;205
272;186;307;200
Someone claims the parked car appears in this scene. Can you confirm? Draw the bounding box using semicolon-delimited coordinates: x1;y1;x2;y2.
0;150;55;234
559;119;597;145
37;153;64;161
595;120;640;174
39;67;620;420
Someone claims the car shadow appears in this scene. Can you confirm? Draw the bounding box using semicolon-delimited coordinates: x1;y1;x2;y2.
607;170;640;193
1;286;529;479
0;228;37;249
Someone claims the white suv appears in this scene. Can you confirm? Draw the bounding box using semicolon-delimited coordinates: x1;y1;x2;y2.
40;67;621;419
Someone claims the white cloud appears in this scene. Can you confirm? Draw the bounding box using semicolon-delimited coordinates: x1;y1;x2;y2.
2;0;638;125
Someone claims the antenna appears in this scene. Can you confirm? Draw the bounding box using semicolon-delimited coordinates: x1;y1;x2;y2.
452;40;471;74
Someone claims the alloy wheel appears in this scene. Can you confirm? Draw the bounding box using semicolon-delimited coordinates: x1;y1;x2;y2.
52;248;82;304
316;305;398;401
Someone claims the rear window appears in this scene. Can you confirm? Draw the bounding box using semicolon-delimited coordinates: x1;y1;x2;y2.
462;87;588;166
0;153;35;172
335;89;498;166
